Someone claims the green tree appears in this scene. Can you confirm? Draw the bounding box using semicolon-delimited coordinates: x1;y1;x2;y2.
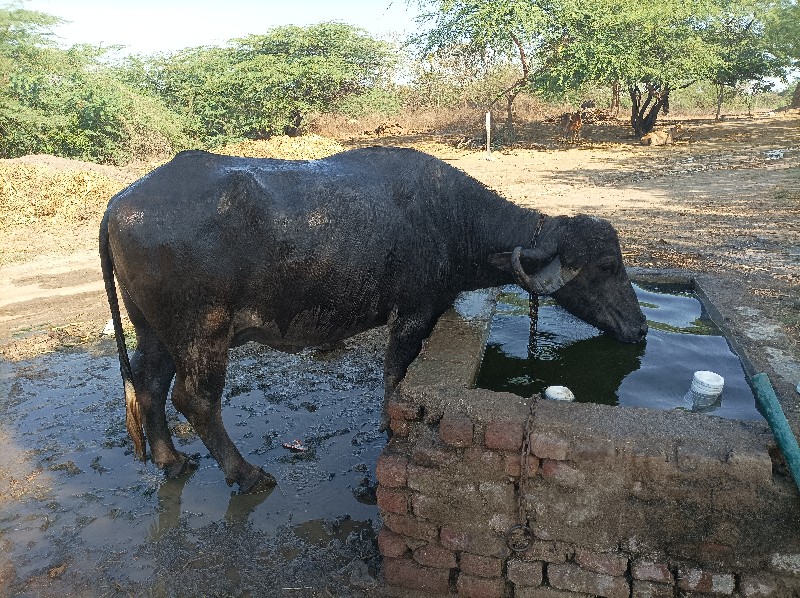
0;5;192;162
413;0;798;137
705;1;800;118
0;4;62;156
123;23;397;143
540;0;723;136
411;0;545;136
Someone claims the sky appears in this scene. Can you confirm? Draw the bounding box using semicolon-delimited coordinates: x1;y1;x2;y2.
20;0;424;56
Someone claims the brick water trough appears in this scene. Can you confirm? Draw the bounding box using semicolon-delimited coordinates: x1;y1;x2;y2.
376;279;800;597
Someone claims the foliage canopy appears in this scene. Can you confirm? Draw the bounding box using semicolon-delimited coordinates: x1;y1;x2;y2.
122;23;397;144
0;11;397;161
413;0;800;134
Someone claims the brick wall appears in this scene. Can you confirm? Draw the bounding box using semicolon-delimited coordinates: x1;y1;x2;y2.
376;296;800;597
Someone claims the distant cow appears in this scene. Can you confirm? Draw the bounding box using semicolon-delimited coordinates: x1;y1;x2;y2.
563;112;582;143
100;147;647;493
641;124;683;146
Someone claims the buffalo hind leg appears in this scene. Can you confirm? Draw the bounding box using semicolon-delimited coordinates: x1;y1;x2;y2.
170;341;276;494
125;295;192;477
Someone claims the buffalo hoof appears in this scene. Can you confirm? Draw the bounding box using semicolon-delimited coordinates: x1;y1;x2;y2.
162;453;197;479
237;468;277;495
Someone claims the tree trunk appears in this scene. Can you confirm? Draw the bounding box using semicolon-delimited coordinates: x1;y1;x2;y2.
791;83;800;108
505;93;516;143
610;81;620;117
629;83;671;137
715;84;725;121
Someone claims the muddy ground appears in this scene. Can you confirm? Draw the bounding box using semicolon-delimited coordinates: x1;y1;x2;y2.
0;111;798;596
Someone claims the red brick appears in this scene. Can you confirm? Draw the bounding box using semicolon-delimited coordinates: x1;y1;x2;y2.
632;580;674;598
515;589;592;598
459;553;503;578
464;447;504;470
376;486;410;514
413;543;457;569
485;421;524;451
377;528;408;558
439;412;474;447
411;493;437;520
383;557;450;594
740;574;783;597
507;558;543;587
632;560;673;584
548;563;629;598
575;549;628;577
519;541;571;564
678;568;735;595
382;513;438;541
405;463;444;495
541;459;584;486
530;432;569;460
412;445;456;468
504;452;540;477
389;418;412;437
376;454;408;488
386;399;421;421
456;573;506;598
440;527;472;552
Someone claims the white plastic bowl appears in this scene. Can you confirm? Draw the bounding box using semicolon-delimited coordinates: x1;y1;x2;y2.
544;386;575;402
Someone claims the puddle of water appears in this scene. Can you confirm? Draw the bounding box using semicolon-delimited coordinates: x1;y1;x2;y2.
763;148;787;160
476;284;763;421
0;330;386;596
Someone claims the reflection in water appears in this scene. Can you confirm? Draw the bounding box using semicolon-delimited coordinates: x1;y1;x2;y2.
477;284;763;420
480;332;645;406
150;468;276;540
151;471;195;540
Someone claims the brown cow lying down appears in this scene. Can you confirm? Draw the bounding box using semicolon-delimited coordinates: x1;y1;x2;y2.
640;124;683;146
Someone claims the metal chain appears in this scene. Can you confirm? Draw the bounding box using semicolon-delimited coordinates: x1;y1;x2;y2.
527;213;546;354
505;395;538;552
506;214;546;552
528;294;539;354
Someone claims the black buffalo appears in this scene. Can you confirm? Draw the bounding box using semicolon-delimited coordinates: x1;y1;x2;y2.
100;147;647;493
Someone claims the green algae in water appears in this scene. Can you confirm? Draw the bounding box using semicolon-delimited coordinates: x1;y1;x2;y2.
476;284;763;421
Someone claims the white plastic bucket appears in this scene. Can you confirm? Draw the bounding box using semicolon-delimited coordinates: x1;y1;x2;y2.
688;370;724;411
544;386;575;402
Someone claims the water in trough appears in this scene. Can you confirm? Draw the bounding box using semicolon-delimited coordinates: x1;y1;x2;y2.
476;284;764;421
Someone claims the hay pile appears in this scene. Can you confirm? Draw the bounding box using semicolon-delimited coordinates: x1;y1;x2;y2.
0;135;345;230
216;134;344;160
0;162;127;229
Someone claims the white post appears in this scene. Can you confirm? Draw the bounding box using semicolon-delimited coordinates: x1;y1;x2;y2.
485;111;492;156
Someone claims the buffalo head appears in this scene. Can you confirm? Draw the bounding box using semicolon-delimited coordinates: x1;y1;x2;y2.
492;215;647;343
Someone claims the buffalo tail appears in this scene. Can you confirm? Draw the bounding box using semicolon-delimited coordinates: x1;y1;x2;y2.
99;211;147;461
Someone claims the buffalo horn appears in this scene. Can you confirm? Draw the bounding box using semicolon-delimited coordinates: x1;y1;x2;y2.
510;247;580;295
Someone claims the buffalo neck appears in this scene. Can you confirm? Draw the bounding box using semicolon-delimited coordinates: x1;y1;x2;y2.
447;181;546;290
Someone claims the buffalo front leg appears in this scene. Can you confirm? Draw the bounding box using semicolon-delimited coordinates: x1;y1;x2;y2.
382;310;439;431
170;341;276;494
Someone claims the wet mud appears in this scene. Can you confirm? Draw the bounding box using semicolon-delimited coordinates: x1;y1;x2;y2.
0;329;387;597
